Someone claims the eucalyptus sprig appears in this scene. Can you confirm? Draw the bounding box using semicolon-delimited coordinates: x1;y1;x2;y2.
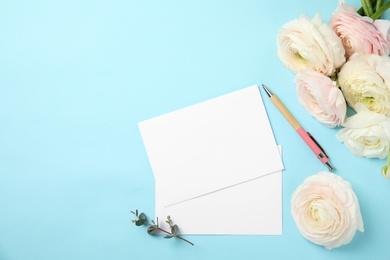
131;210;194;246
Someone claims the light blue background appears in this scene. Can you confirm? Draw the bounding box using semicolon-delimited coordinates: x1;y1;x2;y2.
1;0;389;259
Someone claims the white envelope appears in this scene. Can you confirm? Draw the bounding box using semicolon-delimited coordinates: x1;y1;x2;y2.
155;146;283;235
139;85;284;234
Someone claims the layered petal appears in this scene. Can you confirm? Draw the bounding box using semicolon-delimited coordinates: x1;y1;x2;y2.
338;54;390;116
291;172;364;250
277;14;346;76
337;104;390;159
329;0;390;59
296;69;346;127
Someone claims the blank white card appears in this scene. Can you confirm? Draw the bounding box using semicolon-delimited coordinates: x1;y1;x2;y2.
139;85;284;234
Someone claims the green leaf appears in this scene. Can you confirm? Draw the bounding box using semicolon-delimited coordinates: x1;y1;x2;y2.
164;235;173;239
138;213;146;220
382;165;390;179
135;219;145;226
171;224;179;235
147;226;158;235
381;150;390;179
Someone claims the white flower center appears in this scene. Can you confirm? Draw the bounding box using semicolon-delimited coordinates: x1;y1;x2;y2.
361;136;380;147
308;200;337;229
311;207;320;221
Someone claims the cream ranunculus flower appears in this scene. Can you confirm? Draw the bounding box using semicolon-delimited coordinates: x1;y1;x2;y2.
291;172;364;250
296;69;346;127
337;103;390;159
338;54;390;116
277;14;346;76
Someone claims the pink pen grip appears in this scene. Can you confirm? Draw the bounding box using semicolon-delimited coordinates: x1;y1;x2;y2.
296;127;328;163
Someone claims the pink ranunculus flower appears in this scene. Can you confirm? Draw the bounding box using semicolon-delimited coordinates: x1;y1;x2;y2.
291;172;364;250
329;0;390;59
277;14;346;77
295;69;347;128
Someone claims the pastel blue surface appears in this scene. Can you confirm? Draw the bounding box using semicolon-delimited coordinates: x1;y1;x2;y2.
1;0;389;259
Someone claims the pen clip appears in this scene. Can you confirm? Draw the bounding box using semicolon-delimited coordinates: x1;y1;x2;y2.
307;132;328;158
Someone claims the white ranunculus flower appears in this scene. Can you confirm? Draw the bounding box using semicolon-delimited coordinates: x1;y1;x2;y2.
338;54;390;116
291;172;364;250
277;14;346;76
337;103;390;159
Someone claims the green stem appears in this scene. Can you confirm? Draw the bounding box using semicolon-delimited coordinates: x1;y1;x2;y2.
362;0;375;16
131;211;194;246
357;0;376;15
154;225;194;246
376;0;384;11
371;1;390;19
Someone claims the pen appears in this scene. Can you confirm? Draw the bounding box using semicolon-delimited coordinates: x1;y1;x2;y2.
261;84;334;171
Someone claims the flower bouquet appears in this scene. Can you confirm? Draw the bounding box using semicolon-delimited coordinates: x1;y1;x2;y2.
276;0;390;250
277;0;390;175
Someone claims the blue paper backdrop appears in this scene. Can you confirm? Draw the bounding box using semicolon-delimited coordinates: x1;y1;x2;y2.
1;0;389;259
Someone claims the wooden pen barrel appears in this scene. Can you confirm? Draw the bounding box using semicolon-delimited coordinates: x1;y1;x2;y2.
270;95;300;130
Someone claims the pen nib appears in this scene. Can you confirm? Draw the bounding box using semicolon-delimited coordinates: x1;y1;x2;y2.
326;161;335;171
261;84;273;97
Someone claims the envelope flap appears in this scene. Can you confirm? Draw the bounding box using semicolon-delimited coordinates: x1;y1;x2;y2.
139;85;284;207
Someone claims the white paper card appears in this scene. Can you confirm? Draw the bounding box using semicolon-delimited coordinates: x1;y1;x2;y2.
139;85;284;208
155;146;283;235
